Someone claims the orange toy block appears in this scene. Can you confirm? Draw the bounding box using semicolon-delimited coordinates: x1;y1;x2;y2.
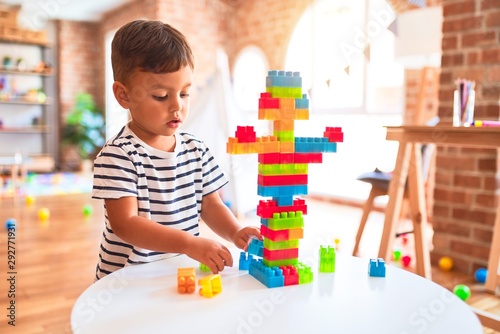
177;268;196;294
198;274;222;298
273;120;295;131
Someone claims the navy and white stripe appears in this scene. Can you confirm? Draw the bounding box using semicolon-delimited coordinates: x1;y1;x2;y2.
92;125;228;280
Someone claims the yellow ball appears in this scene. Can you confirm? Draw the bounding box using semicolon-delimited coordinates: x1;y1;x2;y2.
438;256;454;271
38;208;50;221
25;195;35;205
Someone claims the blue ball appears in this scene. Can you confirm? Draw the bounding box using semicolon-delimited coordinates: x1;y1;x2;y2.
474;268;487;283
5;218;16;230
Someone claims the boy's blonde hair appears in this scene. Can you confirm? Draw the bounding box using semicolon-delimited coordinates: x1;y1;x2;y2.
111;20;194;84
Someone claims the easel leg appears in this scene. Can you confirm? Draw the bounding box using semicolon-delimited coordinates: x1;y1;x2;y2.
408;144;431;279
379;142;411;261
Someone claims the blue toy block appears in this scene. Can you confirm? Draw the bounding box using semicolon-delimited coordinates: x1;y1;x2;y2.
295;94;309;109
368;258;386;277
239;252;252;270
294;137;338;153
247;238;264;258
257;185;308;197
249;258;284;288
266;70;302;88
274;195;294;206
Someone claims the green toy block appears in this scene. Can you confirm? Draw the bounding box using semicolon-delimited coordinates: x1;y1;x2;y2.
263;258;299;267
319;245;336;273
264;239;299;250
258;163;308;176
199;263;211;272
297;262;313;284
268;211;304;230
266;86;302;98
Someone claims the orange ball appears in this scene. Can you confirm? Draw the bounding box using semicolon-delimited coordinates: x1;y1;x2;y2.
438;256;454;271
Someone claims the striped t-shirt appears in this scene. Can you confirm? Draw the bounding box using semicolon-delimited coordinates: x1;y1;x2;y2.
92;125;228;280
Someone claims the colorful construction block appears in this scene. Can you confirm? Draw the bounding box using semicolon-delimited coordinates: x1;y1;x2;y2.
368;258;386;277
324;126;344;142
297;262;313;284
239;252;252;270
226;70;344;288
249;258;284;288
319;246;336;273
260;225;304;241
247;238;264;258
280;265;299;286
177;268;196;294
199;263;211;272
198;274;222;297
256;198;307;219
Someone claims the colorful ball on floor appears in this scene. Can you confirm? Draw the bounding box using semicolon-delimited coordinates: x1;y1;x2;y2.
25;195;35;205
474;268;487;284
83;204;93;216
38;208;50;221
453;284;471;301
5;218;16;230
438;256;454;271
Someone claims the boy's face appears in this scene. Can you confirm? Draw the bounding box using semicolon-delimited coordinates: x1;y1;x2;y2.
114;65;193;140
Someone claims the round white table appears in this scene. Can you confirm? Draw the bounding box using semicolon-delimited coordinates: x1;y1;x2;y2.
71;249;482;334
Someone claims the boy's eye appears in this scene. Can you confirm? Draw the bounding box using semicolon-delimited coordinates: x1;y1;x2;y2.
153;95;168;101
181;93;190;98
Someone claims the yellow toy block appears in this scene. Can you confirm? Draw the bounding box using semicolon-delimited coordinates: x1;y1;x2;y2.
295;109;309;120
198;274;222;298
177;268;196;294
258;108;280;120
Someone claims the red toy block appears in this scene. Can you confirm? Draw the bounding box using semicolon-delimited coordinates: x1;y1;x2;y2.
257;174;308;186
264;248;299;261
235;126;257;143
324;127;344;143
257;153;322;164
258;92;280;109
256;199;308;219
281;265;299;286
260;225;304;242
294;153;322;163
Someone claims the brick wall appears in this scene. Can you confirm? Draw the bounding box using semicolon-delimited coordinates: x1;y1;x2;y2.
57;20;100;120
432;0;500;274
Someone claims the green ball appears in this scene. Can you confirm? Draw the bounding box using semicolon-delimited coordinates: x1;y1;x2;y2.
393;249;402;261
453;284;471;301
83;204;93;216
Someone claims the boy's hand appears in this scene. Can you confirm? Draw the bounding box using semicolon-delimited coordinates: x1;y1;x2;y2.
186;237;233;274
232;226;263;251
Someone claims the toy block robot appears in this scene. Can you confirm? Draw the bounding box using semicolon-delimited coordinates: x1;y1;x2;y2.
227;70;344;287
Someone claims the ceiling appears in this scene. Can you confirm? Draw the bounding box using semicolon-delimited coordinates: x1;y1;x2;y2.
0;0;135;22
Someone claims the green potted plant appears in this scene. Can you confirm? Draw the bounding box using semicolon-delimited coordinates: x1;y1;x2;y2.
62;92;105;171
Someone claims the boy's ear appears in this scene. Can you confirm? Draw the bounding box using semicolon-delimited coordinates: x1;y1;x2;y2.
113;81;130;109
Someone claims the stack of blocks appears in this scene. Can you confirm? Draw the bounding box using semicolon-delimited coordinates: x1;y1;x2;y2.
227;70;344;288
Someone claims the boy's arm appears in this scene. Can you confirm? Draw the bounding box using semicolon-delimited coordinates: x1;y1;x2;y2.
105;196;233;273
200;192;262;250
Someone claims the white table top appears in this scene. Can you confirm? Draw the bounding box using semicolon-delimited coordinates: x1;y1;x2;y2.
71;249;482;334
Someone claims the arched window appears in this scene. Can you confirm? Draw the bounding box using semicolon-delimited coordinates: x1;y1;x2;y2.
232;46;268;112
286;0;404;114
